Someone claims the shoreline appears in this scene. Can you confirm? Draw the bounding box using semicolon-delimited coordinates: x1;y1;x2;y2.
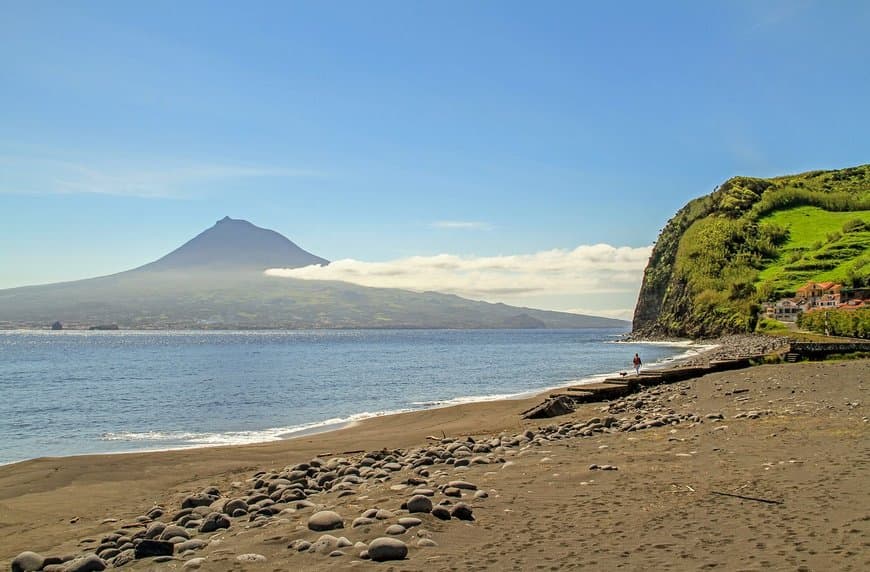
0;339;709;469
1;357;865;570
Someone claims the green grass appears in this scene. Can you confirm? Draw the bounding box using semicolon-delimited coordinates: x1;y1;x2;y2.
634;164;870;338
756;206;870;295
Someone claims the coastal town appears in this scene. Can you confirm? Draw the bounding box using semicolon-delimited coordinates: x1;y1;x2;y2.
764;280;869;322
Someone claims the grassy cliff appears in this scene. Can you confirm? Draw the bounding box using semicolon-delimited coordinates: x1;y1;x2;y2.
632;165;870;338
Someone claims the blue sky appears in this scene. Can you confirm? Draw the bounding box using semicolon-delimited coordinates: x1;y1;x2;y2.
1;1;868;317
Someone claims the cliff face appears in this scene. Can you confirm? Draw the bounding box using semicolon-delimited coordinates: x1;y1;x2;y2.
632;165;870;339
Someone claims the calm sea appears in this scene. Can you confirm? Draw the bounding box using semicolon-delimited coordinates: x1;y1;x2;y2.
0;329;701;465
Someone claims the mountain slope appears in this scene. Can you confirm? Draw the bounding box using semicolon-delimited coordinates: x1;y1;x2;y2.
137;216;328;271
0;219;625;330
632;165;870;338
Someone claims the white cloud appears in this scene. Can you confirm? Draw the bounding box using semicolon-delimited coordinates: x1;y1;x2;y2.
266;244;652;316
429;220;492;230
0;155;321;198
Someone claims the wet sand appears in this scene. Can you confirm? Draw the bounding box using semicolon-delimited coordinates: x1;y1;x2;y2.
1;359;868;571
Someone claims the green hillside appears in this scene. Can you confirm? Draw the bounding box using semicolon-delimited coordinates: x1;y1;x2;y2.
632;164;870;338
755;206;870;296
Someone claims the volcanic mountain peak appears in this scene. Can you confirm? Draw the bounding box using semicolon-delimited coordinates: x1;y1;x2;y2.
135;216;328;272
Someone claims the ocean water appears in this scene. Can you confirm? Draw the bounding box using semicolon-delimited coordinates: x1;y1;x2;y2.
0;329;702;465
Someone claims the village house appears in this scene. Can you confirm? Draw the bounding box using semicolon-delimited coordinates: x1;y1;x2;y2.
795;281;842;306
764;281;868;323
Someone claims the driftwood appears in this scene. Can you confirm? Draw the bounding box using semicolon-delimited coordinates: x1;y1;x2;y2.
521;396;575;419
711;490;783;504
316;449;365;458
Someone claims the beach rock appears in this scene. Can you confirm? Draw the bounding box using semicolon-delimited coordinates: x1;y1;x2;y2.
309;534;341;555
474;490;489;499
450;502;474;521
135;540;174;559
289;540;311;552
411;488;435;496
158;525;189;541
235;554;267;563
374;509;394;520
385;524;406;535
182;558;205;570
398;517;422;528
222;498;248;515
417;538;438;548
144;522;167;539
97;550;119;561
109;550;135;568
352;517;376;528
61;555;106;572
198;512;230;533
308;510;344;531
171;509;193;522
181;494;214;509
11;552;44;572
367;537;408;562
406;494;433;513
431;506;451;520
175;539;208;552
443;486;462;497
448;480;478;490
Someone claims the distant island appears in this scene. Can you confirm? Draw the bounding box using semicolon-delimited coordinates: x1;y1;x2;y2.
633;164;870;339
0;217;626;330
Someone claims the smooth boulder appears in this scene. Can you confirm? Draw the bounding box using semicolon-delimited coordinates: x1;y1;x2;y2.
198;512;230;533
134;540;174;559
11;552;44;572
367;537;408;562
406;494;433;513
307;510;344;531
62;555;106;572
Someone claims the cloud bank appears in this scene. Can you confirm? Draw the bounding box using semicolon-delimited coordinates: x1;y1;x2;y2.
266;243;652;318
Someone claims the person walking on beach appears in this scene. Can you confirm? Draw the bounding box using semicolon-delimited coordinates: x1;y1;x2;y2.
632;353;642;375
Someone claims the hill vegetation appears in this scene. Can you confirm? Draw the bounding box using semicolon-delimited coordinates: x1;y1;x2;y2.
633;165;870;338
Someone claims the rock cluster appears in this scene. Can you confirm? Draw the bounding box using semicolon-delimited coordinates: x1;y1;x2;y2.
12;371;773;570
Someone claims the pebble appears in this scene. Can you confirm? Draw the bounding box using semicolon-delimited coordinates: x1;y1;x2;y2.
450;502;474;521
431;506;451;520
385;524;406;535
158;525;189;541
308;510;344;531
406;494;433;513
134;539;174;559
352;517;376;528
367;537;408;562
61;555;106;572
175;539;208;552
447;480;477;490
235;553;267;562
11;552;44;572
417;538;439;548
198;512;231;533
182;557;205;569
397;517;422;528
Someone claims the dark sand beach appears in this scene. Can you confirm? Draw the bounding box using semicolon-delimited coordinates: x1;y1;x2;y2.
1;357;867;571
